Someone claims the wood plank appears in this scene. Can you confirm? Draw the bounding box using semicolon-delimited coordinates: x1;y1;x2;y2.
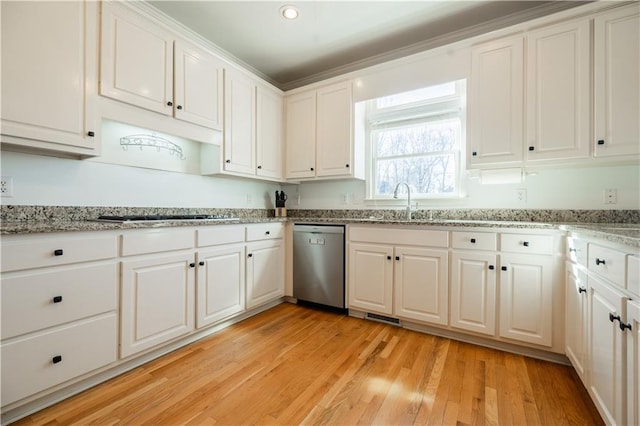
12;303;604;426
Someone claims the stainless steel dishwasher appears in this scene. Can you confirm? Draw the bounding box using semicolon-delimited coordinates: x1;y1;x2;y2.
293;224;345;309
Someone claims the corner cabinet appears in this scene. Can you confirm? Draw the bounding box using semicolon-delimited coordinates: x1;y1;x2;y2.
285;80;362;181
0;0;99;156
593;4;640;158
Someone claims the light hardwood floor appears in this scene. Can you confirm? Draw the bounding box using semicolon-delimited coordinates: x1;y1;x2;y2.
14;303;603;425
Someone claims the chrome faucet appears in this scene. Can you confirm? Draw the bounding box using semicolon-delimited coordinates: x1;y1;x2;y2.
393;182;412;220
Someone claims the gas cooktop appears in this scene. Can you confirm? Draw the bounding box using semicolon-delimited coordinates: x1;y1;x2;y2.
94;214;239;223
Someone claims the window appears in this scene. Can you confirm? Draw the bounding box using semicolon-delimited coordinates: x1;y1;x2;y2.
364;80;466;200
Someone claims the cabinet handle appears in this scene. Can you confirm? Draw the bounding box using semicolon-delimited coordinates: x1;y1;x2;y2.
609;312;621;323
257;165;262;169
596;258;606;266
52;355;62;364
248;253;253;258
52;296;63;303
177;105;183;110
189;263;196;268
470;238;476;243
597;140;605;145
620;322;632;331
569;248;577;253
87;131;95;137
488;265;495;270
523;241;530;247
501;266;507;271
53;249;64;256
167;101;173;106
578;287;586;294
226;159;231;163
387;255;391;260
472;151;478;157
198;261;205;266
528;146;535;151
395;256;400;261
265;231;270;235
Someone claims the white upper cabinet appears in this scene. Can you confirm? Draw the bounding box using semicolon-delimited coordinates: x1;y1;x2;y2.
526;19;590;162
256;85;284;180
594;4;640;158
0;1;99;156
285;80;360;180
469;36;524;167
100;2;223;131
223;68;256;175
316;82;353;177
285;91;317;179
174;41;224;131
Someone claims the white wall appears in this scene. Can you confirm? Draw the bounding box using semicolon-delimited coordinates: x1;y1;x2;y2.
284;164;640;210
0;151;280;208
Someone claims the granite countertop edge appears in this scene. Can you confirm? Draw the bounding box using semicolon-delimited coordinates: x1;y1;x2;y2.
1;217;638;249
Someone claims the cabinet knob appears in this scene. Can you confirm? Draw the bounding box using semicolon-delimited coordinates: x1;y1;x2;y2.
387;255;392;260
523;241;530;247
470;238;476;243
472;151;478;157
395;256;400;261
265;231;270;235
257;165;262;169
488;265;495;270
52;355;62;364
199;261;205;266
596;258;606;266
53;296;63;303
54;249;64;256
569;248;577;253
310;167;314;171
578;287;586;294
345;164;349;168
501;266;507;271
609;312;621;323
226;159;231;163
597;140;605;145
87;131;95;137
620;322;632;331
189;262;196;268
177;105;183;110
167;101;173;106
528;146;535;151
248;253;253;258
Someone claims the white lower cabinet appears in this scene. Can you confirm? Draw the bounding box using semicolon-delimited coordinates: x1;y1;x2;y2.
394;247;448;325
450;251;497;336
196;244;245;328
627;299;640;426
120;252;196;358
565;263;588;384
499;253;554;347
348;243;394;315
246;239;285;309
587;274;628;426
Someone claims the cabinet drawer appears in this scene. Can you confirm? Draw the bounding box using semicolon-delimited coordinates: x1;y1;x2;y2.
121;228;194;256
1;313;117;406
246;223;283;241
197;225;245;247
349;227;448;248
566;236;588;267
500;234;553;255
1;235;117;272
451;231;497;251
628;255;640;296
588;243;626;285
1;263;117;340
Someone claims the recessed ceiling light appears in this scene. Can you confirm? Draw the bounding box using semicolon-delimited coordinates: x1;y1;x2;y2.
280;5;299;20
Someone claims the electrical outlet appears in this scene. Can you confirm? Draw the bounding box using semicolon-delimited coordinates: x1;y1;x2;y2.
603;188;617;204
1;176;14;197
514;188;526;203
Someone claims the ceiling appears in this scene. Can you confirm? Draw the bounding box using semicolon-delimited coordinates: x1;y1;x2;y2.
148;1;583;91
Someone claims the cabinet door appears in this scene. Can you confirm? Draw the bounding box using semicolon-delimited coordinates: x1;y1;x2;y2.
174;40;224;130
197;245;245;328
627;299;640;426
316;81;353;177
120;253;195;358
588;275;628;426
348;243;393;315
526;19;590;161
256;85;284;180
450;251;497;336
100;2;173;115
0;1;98;153
499;254;553;347
594;4;640;158
468;36;524;167
246;240;284;309
394;247;448;325
565;263;588;383
223;68;256;175
285;91;316;179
